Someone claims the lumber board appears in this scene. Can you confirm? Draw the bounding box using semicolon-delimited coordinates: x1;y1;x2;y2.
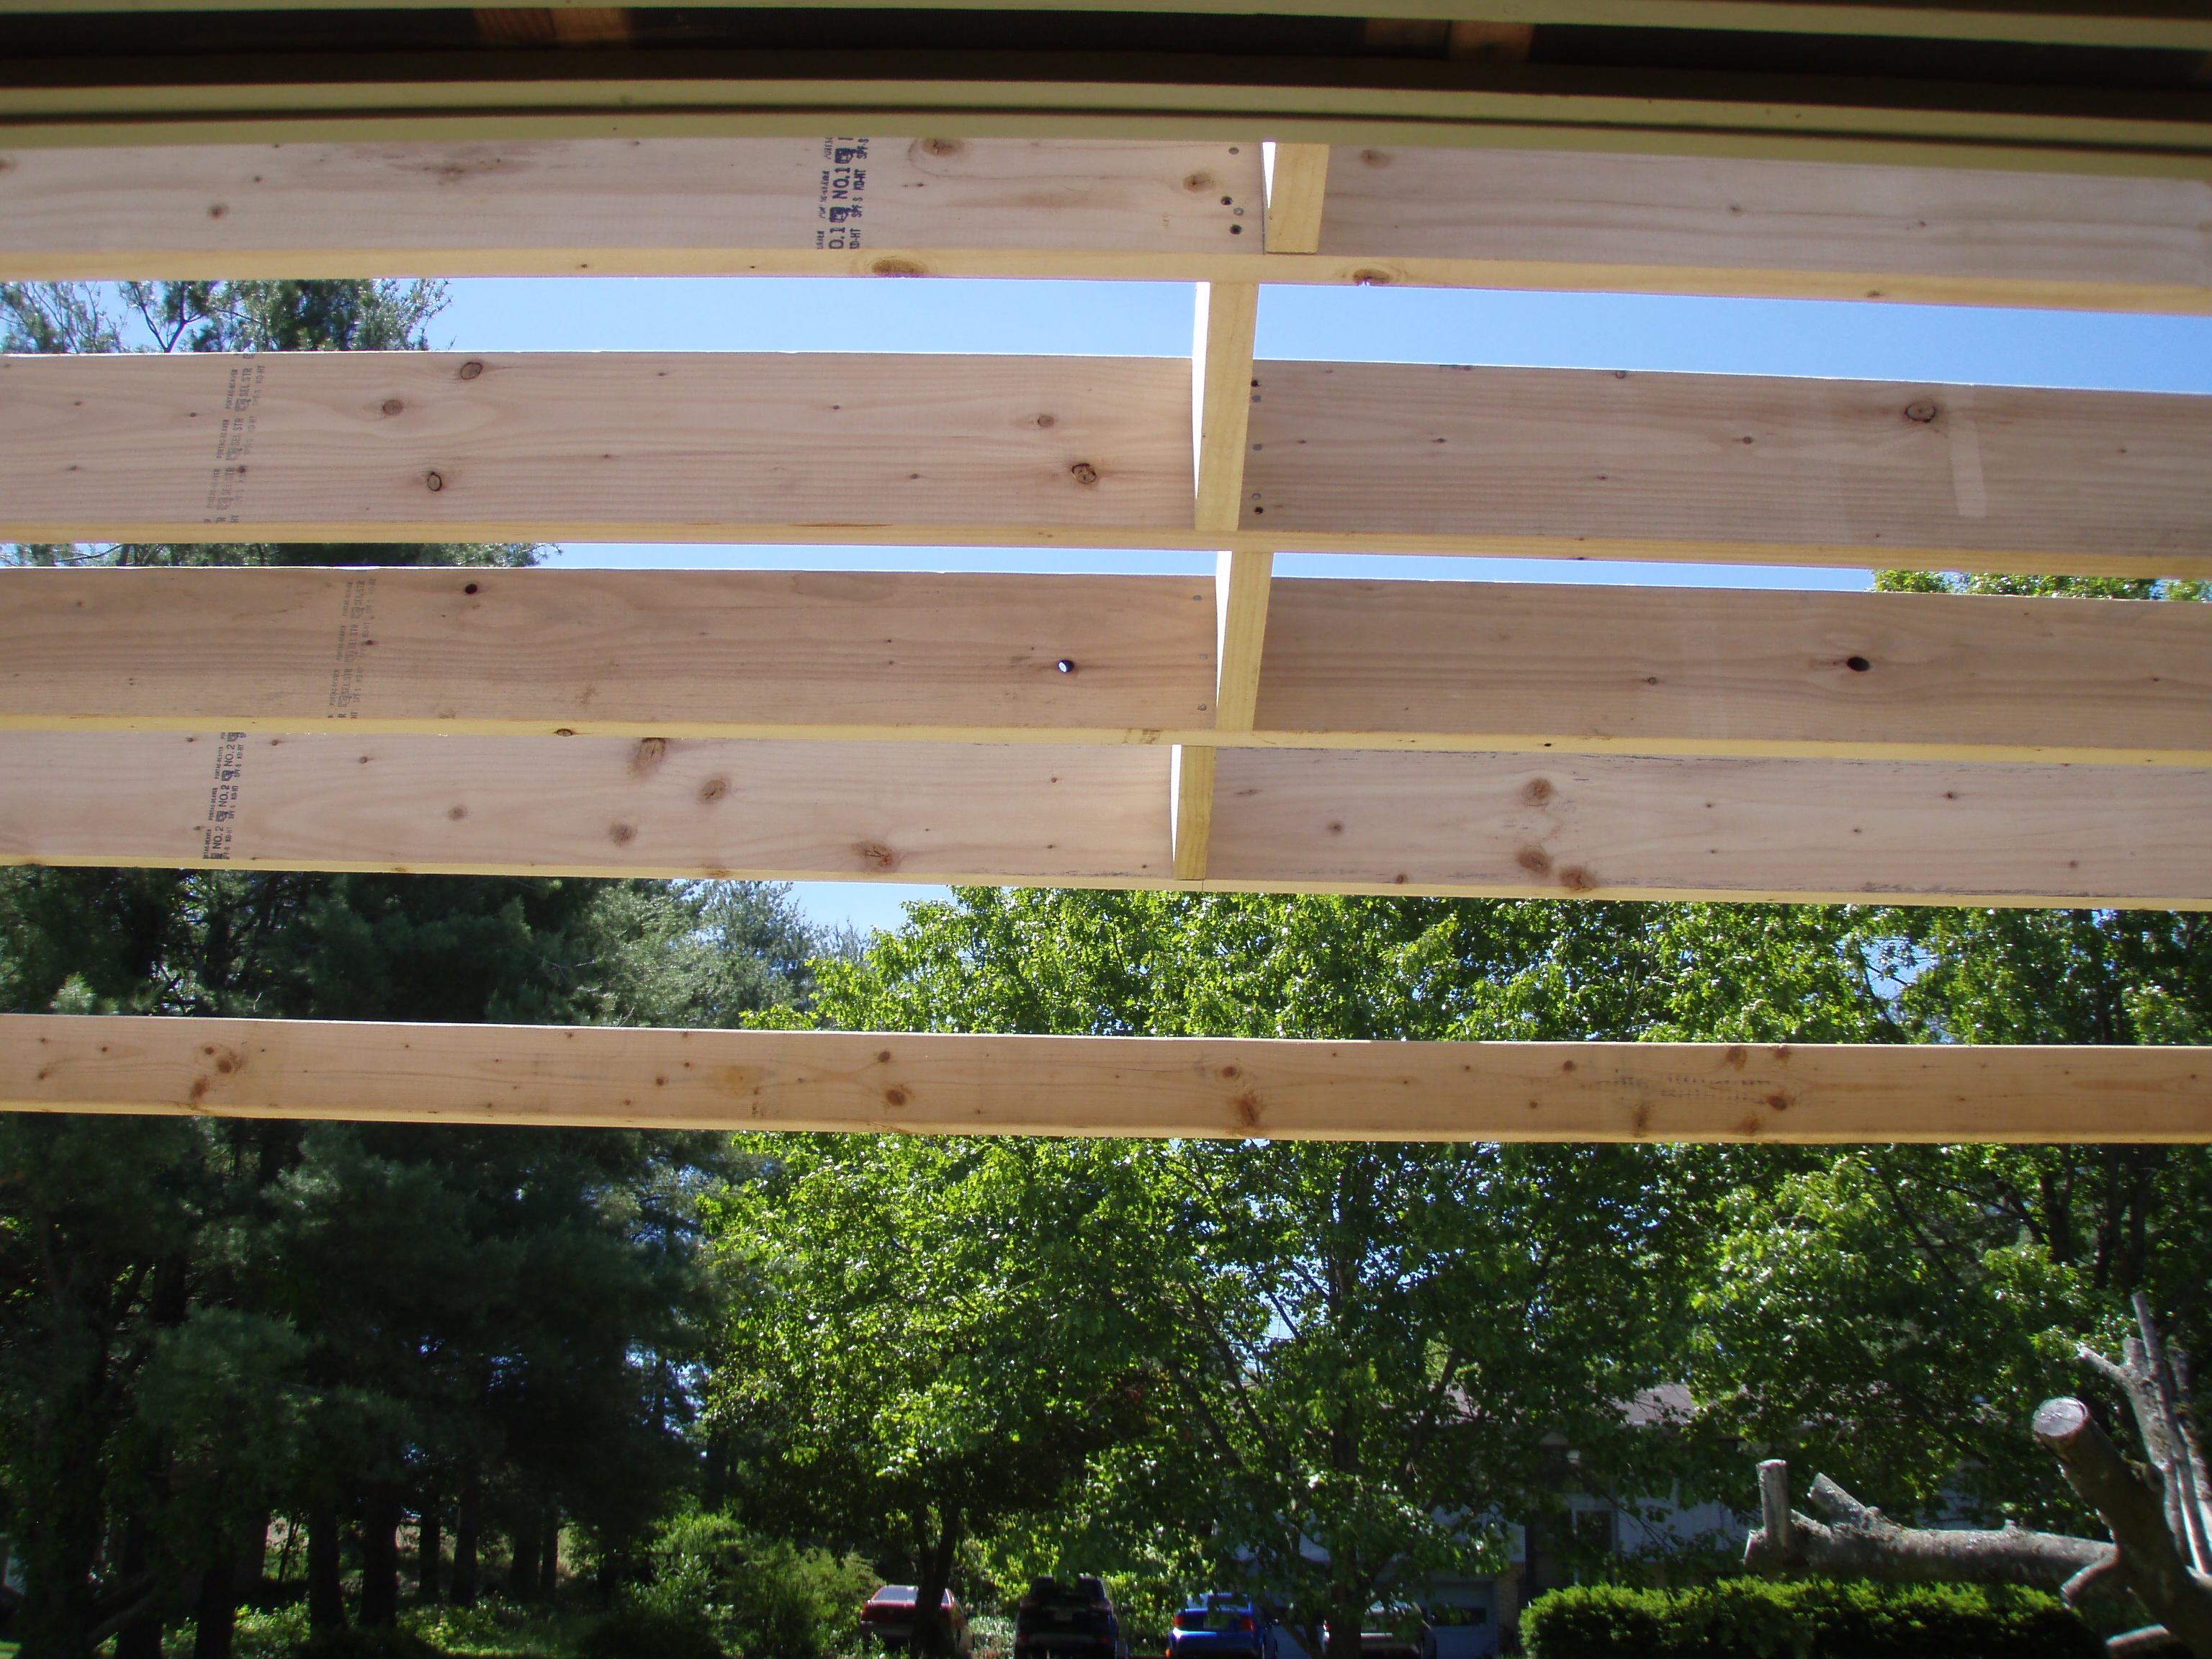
1203;748;2212;909
1317;145;2212;312
0;136;1266;281
4;136;2209;313
0;567;1218;744
1191;282;1259;538
1265;142;1331;256
0;731;1174;884
4;78;2212;202
4;569;2208;766
0;351;1192;544
1243;363;2212;574
9;354;2208;577
6;731;2209;909
2;1015;2206;1143
1171;744;1215;881
1251;580;2212;768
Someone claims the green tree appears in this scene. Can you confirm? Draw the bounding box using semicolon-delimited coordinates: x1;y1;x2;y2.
748;891;1717;1655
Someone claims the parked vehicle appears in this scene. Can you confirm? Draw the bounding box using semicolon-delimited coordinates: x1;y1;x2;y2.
1169;1594;1277;1659
1013;1575;1130;1659
1321;1603;1427;1659
860;1584;975;1655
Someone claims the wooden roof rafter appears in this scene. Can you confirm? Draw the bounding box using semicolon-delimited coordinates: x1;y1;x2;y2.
2;25;2209;1136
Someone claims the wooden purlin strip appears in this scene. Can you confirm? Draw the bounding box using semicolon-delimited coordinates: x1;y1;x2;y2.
1177;282;1265;881
8;351;2208;579
6;730;2210;909
4;138;2206;318
5;569;2211;766
6;1015;2208;1143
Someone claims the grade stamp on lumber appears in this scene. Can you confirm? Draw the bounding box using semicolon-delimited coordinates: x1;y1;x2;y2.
3;1016;2206;1143
4;732;2208;908
1245;363;2212;575
1317;146;2212;313
0;350;1192;544
0;136;1267;282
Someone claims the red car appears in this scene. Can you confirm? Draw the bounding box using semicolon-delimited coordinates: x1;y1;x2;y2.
860;1585;975;1656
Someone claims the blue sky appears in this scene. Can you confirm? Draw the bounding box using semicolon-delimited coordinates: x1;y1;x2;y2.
430;275;2212;938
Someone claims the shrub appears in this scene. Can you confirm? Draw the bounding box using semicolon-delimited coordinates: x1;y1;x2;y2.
579;1606;728;1659
624;1509;879;1659
1520;1578;2103;1659
297;1627;451;1659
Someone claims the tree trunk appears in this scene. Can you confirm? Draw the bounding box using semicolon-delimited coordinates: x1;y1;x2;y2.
233;1514;269;1601
359;1488;403;1627
416;1497;442;1605
508;1519;541;1601
909;1509;962;1658
2035;1398;2212;1658
537;1511;559;1600
451;1482;480;1608
112;1517;161;1659
1325;1575;1369;1659
192;1552;238;1659
1745;1462;2108;1587
307;1501;347;1632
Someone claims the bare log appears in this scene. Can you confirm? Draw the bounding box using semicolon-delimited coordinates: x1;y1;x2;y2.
1744;1460;2109;1587
2035;1396;2212;1658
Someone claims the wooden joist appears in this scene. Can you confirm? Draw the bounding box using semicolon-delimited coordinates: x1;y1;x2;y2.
1;137;2207;313
6;353;2208;577
1242;364;2212;577
6;568;2208;767
4;1015;2206;1142
4;729;2207;907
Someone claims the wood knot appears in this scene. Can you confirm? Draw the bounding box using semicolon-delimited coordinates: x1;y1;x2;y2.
1069;462;1100;485
381;397;404;416
1516;845;1552;876
698;777;730;803
207;202;228;219
857;842;898;870
1360;148;1392;166
458;360;485;380
608;822;637;845
1521;777;1553;805
1182;171;1215;192
916;137;964;157
631;736;667;775
884;1087;909;1107
1905;400;1938;423
1033;413;1056;428
871;257;927;277
424;470;445;492
447;805;467;821
1349;268;1395;287
1558;866;1598;892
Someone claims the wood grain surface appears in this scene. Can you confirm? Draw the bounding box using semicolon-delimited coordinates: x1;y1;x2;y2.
4;1015;2206;1142
1244;363;2212;570
0;731;1174;884
1318;145;2212;312
0;135;1264;279
0;351;1193;541
1205;747;2212;909
6;729;2206;907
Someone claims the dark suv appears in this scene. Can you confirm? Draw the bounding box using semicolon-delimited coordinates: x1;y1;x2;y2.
1013;1576;1130;1659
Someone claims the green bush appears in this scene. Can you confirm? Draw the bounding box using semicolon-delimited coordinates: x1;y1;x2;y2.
625;1509;878;1659
297;1627;451;1659
1520;1578;2103;1659
579;1606;729;1659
